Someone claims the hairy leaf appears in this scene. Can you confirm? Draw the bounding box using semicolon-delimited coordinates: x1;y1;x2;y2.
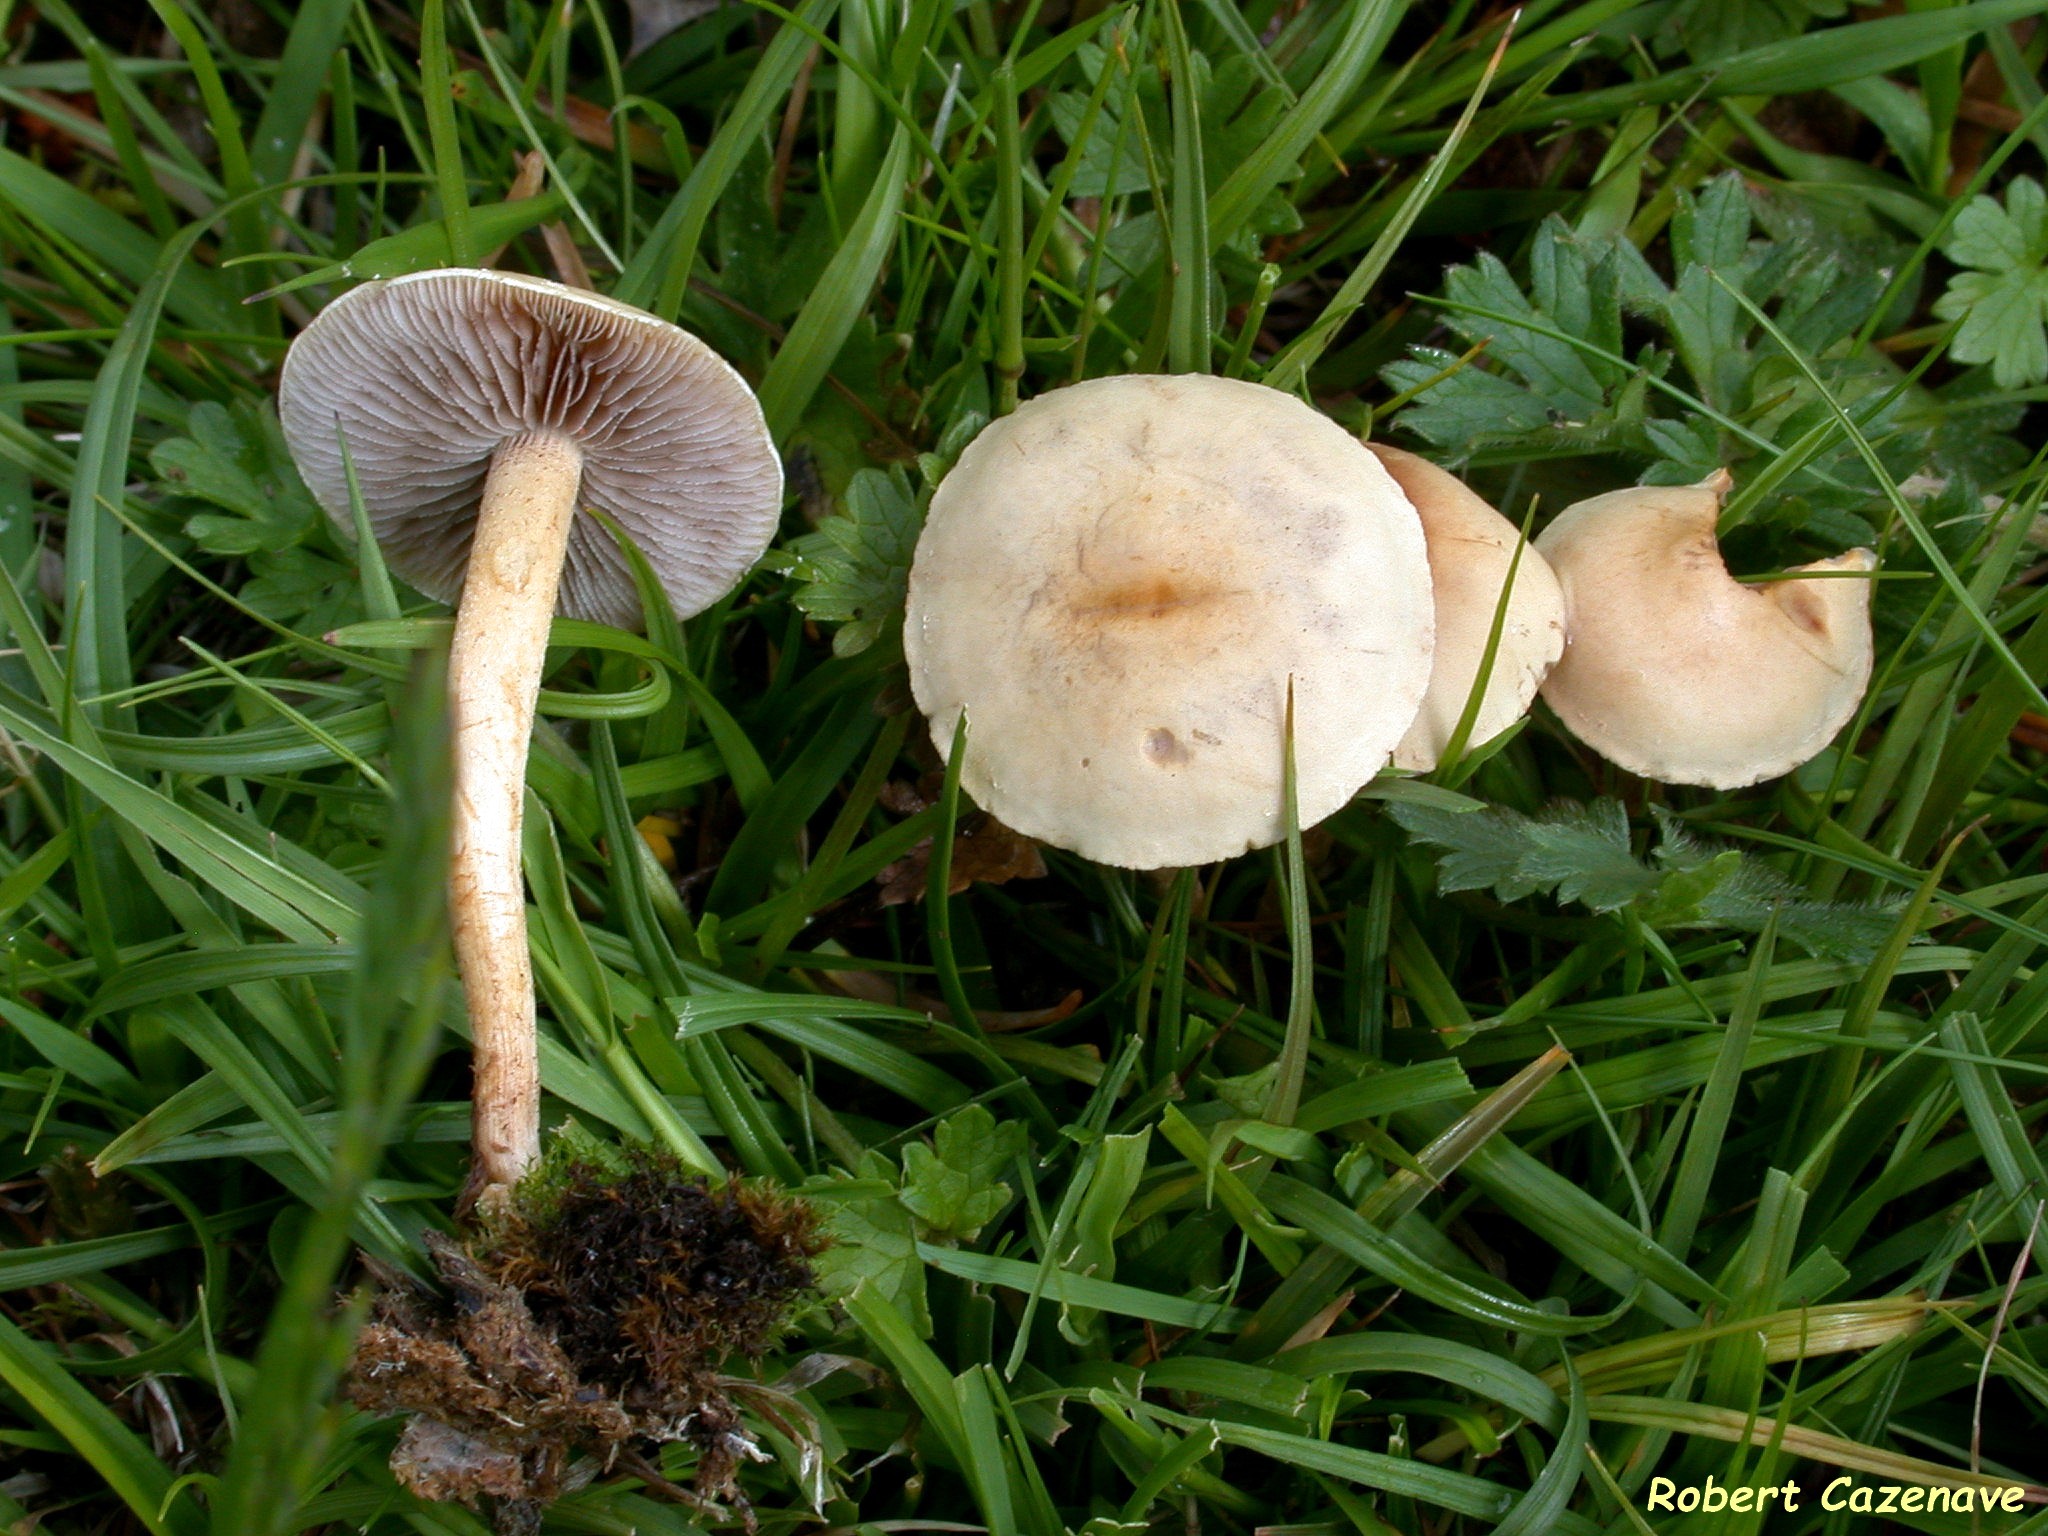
1394;798;1652;910
1392;798;1900;959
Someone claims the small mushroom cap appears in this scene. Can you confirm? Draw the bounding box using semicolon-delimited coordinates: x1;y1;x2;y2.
278;268;782;630
905;375;1434;869
1534;476;1876;788
1371;445;1567;771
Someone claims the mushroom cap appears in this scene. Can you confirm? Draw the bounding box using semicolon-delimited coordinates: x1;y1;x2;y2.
278;268;782;631
1372;445;1567;771
904;374;1434;869
1534;475;1876;788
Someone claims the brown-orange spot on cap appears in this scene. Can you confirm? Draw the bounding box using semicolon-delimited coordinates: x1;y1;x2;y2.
1070;574;1226;620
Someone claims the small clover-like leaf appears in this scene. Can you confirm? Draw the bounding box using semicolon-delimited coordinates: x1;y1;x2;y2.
899;1104;1025;1244
807;1153;930;1336
1943;175;2048;271
1934;177;2048;389
151;399;323;556
783;465;923;657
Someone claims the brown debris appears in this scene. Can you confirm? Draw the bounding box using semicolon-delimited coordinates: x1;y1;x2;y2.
41;1147;134;1240
1949;20;2035;195
823;965;1084;1033
389;1418;531;1506
876;810;1048;906
345;1153;824;1532
499;1164;824;1381
347;1233;636;1512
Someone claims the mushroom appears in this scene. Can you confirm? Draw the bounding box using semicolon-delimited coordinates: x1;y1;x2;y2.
1369;445;1567;771
904;374;1434;869
279;269;781;1195
1533;471;1875;788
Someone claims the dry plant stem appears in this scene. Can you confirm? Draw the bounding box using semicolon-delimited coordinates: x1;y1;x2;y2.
451;430;585;1193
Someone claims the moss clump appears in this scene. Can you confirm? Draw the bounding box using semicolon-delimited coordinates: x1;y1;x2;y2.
346;1139;824;1532
498;1153;824;1384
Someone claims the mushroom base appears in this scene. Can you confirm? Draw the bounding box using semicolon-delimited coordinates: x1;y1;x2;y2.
347;1145;823;1529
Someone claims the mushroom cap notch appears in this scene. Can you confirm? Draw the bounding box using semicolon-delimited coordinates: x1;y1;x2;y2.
905;374;1435;870
278;268;782;631
1534;476;1876;789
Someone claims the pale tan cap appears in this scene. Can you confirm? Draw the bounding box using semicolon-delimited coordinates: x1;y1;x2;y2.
905;375;1434;868
1534;473;1876;788
278;268;782;630
1371;445;1567;771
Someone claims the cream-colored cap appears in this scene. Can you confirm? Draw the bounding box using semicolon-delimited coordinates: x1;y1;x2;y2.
1534;472;1875;788
1371;445;1566;771
904;375;1434;868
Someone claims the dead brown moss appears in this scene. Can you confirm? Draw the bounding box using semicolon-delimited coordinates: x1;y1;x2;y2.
344;1148;824;1532
501;1158;823;1377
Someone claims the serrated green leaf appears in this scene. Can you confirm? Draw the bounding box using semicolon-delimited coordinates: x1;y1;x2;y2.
1384;175;1940;496
808;1153;930;1335
784;465;924;656
1636;848;1746;927
1392;798;1654;911
1934;176;2048;388
238;546;360;633
1651;812;1902;961
901;1103;1026;1243
1660;0;1848;65
151;400;322;557
1935;268;2048;388
1942;175;2047;270
1046;85;1150;198
1383;216;1660;456
1393;799;1901;960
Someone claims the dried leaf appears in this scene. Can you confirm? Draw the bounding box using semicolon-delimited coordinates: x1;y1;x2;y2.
877;815;1046;905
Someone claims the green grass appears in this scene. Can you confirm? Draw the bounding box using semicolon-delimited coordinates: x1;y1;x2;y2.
3;1;2048;1533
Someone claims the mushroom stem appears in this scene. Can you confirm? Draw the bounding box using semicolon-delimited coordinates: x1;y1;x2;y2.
450;429;585;1193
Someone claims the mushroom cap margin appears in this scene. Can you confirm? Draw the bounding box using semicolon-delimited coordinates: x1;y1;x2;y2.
1371;445;1567;772
278;268;783;631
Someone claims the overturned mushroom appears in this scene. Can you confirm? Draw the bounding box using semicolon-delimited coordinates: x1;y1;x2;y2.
904;375;1434;869
1370;445;1567;771
280;269;781;1196
1534;471;1875;788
